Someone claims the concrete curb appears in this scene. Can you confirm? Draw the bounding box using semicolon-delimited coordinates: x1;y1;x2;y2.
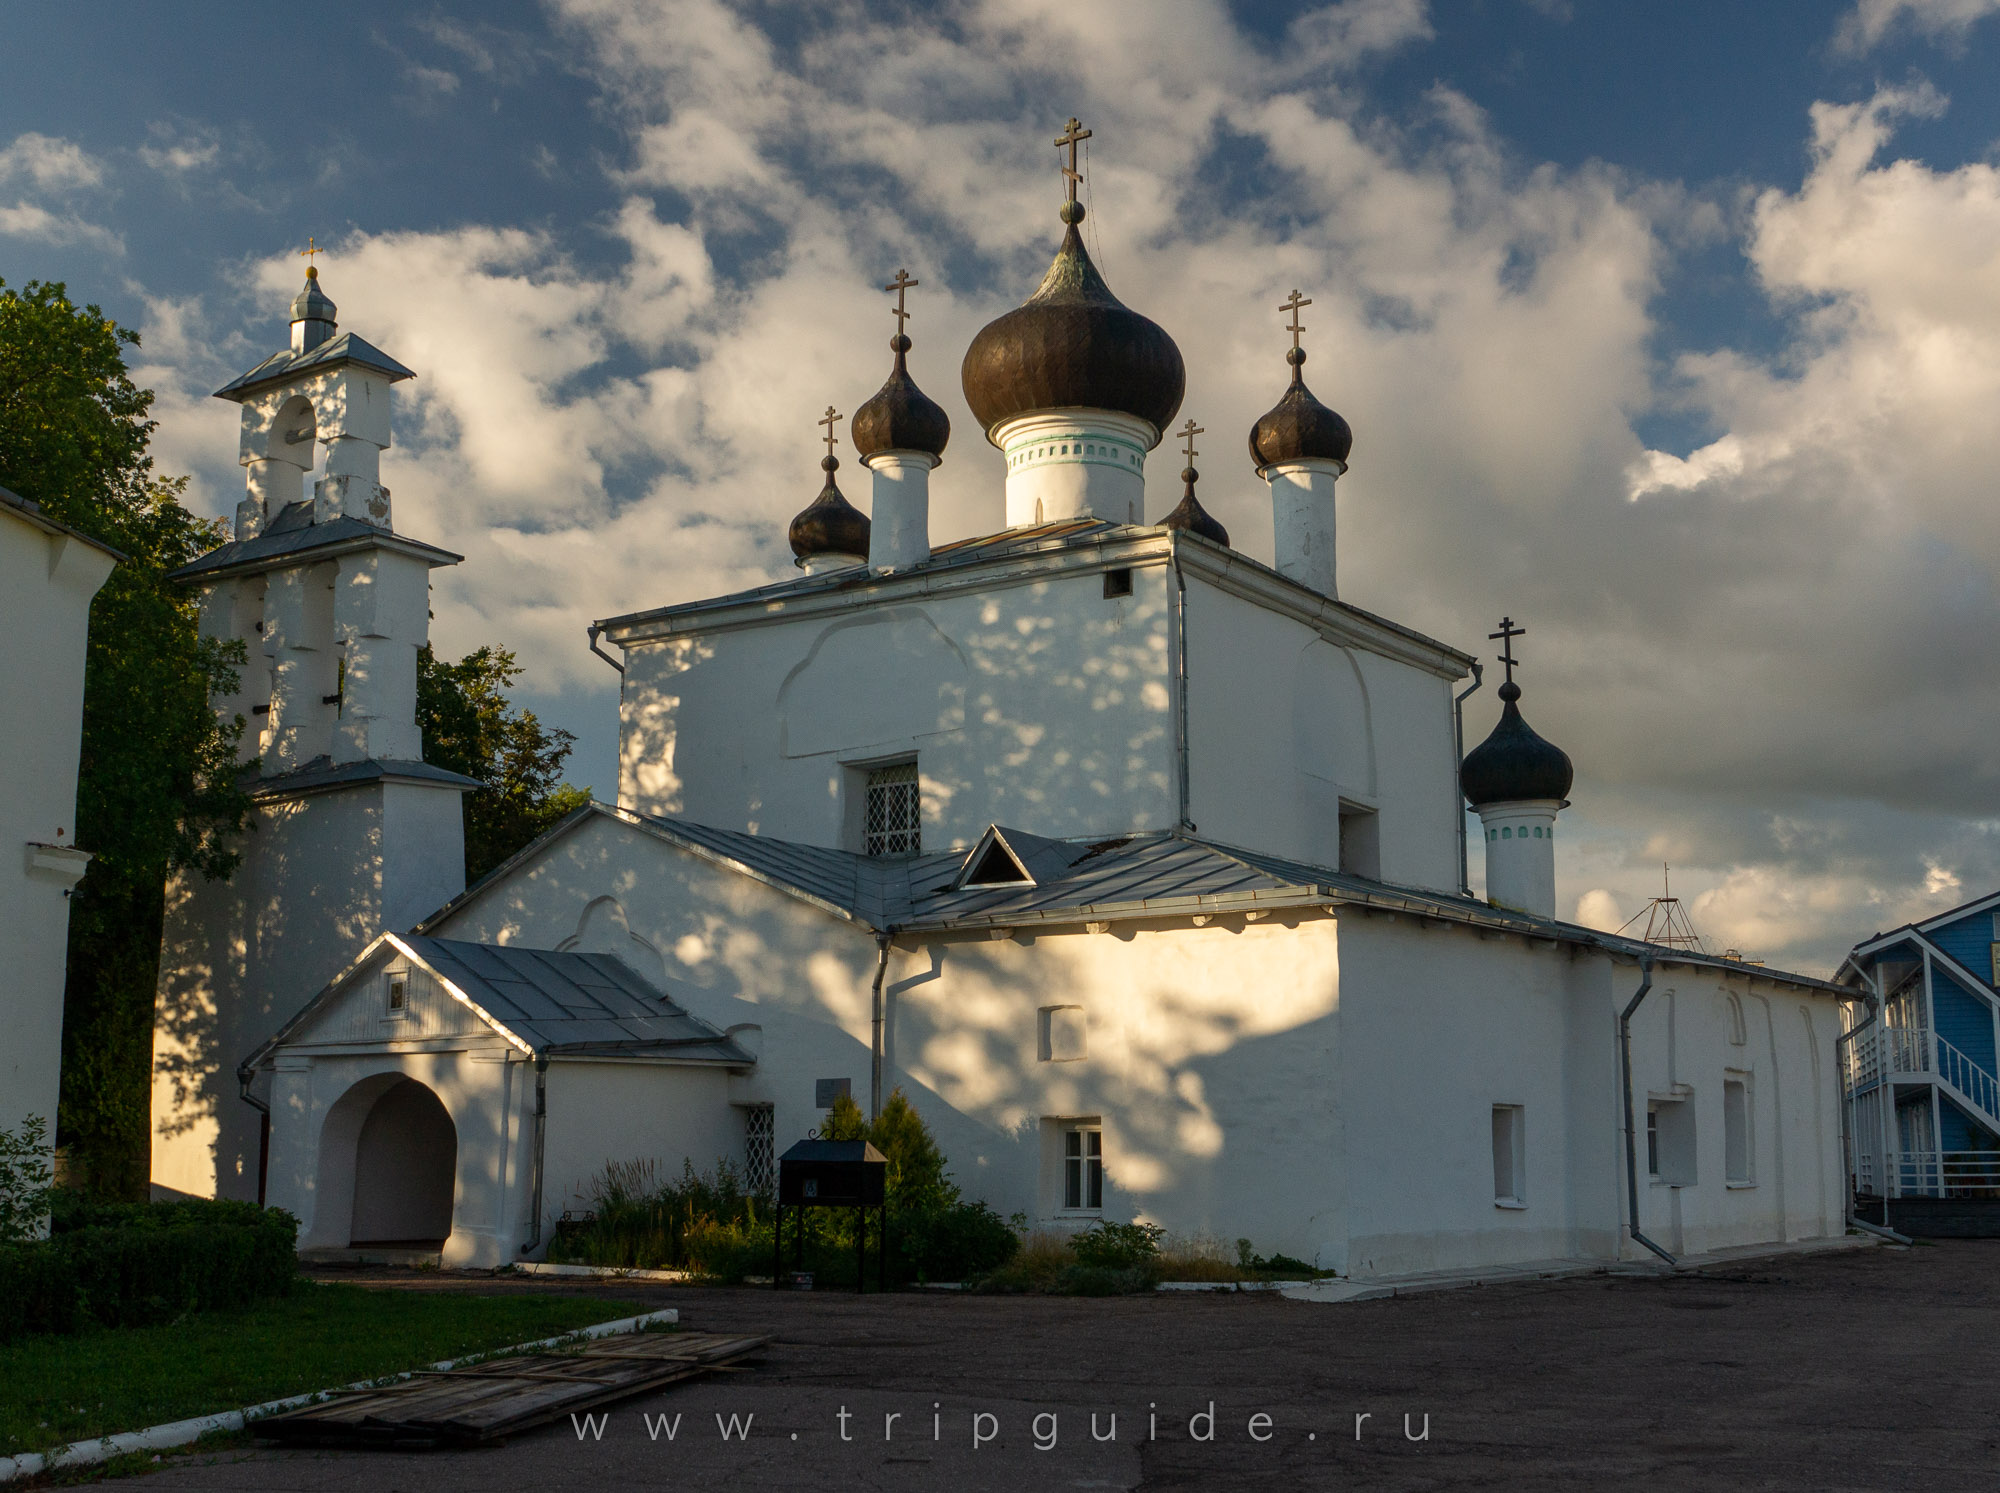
516;1261;693;1283
0;1307;678;1483
1155;1280;1289;1292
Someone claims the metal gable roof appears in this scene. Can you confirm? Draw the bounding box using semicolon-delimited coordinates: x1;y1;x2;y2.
404;936;754;1059
169;500;462;583
213;331;417;401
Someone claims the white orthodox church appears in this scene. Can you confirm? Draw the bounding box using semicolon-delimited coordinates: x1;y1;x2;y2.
150;132;1855;1279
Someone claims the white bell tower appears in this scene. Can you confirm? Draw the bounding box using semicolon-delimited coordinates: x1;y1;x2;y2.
150;258;479;1205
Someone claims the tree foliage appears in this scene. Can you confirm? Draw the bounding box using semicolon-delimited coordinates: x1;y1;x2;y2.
0;279;251;1198
415;644;591;883
822;1087;955;1211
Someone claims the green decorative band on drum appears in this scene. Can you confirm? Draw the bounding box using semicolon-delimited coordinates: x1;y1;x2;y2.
1002;431;1147;474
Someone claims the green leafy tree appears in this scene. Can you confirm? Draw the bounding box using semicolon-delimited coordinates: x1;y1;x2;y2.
415;644;591;883
822;1087;954;1211
0;279;251;1198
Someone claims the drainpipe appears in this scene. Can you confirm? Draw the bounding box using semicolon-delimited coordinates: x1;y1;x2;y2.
520;1057;549;1255
869;935;892;1120
1619;958;1677;1266
236;1063;271;1208
1836;977;1913;1244
586;622;624;674
1452;661;1485;898
1171;549;1194;832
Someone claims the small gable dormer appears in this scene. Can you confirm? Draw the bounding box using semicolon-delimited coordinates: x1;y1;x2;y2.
954;825;1098;891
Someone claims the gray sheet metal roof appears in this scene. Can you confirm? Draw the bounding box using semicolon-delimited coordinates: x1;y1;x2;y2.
170;499;462;582
402;936;753;1061
214;332;416;401
613;808;1844;993
244;755;482;803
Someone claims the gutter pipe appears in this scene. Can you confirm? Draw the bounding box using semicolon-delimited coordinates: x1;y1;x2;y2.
1452;661;1485;897
586;622;624;674
1835;976;1913;1245
236;1064;271;1208
869;935;892;1119
520;1056;549;1255
1619;958;1677;1266
1171;547;1194;832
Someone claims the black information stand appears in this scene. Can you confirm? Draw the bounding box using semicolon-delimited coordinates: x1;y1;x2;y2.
774;1138;888;1293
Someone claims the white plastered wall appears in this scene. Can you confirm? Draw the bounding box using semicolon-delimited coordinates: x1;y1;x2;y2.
617;563;1178;850
0;510;115;1137
1180;575;1460;892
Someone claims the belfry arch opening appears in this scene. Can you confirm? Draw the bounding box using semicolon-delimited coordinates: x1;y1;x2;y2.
314;1074;458;1249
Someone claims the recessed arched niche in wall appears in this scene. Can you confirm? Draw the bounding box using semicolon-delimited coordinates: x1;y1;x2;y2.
778;609;969;759
1291;639;1374;795
556;893;667;983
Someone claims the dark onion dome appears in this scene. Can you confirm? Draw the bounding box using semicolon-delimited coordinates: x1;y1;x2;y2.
852;335;950;460
292;265;337;324
961;208;1185;440
1460;683;1575;807
1249;347;1352;472
789;455;871;562
1161;463;1229;547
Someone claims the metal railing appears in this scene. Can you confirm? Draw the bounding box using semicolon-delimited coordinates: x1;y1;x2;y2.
1936;1034;2000;1128
1889;1149;2000;1198
1884;1023;1931;1076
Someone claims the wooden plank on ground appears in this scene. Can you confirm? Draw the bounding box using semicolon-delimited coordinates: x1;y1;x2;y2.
251;1331;768;1448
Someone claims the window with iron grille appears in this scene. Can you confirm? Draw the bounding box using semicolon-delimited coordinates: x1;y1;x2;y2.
864;760;921;857
743;1104;775;1200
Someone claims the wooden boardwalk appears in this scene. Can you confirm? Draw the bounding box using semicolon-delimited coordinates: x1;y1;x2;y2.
251;1330;768;1448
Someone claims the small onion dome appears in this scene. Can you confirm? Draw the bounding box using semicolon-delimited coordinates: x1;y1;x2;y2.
1249;348;1352;473
1460;683;1574;807
961;208;1185;440
788;455;871;562
1161;463;1229;547
292;266;337;326
852;335;950;460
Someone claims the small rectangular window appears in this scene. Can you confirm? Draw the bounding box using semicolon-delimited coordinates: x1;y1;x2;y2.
387;974;407;1014
1103;568;1133;599
1724;1077;1752;1185
1040;1006;1087;1062
742;1103;775;1200
1338;804;1380;880
1063;1127;1103;1210
1648;1098;1696;1186
1492;1105;1525;1205
864;761;921;857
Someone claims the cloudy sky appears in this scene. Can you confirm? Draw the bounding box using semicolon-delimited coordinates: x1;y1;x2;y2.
6;0;2000;974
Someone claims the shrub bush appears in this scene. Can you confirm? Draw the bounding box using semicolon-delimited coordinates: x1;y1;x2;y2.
0;1116;55;1243
0;1195;299;1341
1067;1220;1165;1269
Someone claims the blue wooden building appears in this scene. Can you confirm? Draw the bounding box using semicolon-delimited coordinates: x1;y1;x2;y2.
1839;892;2000;1231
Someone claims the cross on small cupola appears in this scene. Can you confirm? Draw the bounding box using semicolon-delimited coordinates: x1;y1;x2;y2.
885;269;917;336
1161;415;1229;548
1488;616;1526;689
789;404;870;571
819;405;843;462
1055;115;1092;222
1178;418;1203;466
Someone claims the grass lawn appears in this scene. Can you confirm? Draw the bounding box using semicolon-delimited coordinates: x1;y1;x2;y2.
0;1282;647;1458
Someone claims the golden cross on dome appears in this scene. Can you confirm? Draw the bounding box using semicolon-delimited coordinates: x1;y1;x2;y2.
1055;116;1092;202
884;268;918;332
1279;289;1312;353
299;237;322;271
1488;616;1526;685
1178;418;1204;466
819;405;843;459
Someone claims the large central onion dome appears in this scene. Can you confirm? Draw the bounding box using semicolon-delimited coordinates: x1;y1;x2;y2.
1460;682;1575;807
961;208;1185;441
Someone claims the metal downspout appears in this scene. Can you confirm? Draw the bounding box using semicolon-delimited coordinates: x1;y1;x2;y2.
1452;661;1485;897
869;935;892;1120
586;622;624;674
1619;958;1677;1266
1837;978;1913;1244
236;1064;271;1208
1171;547;1194;831
520;1057;549;1255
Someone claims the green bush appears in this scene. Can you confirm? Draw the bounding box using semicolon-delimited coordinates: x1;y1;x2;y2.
1068;1220;1165;1269
0;1117;55;1243
0;1195;299;1341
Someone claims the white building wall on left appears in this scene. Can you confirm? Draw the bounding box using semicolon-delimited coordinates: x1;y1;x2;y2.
0;509;115;1139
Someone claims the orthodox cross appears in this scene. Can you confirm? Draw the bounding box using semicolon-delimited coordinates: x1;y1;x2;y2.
1279;289;1311;353
884;268;918;332
819;405;843;459
1488;616;1526;685
1178;418;1203;466
299;237;322;269
1055;116;1092;202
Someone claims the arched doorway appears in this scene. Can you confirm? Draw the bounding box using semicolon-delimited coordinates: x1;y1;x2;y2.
347;1077;457;1247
